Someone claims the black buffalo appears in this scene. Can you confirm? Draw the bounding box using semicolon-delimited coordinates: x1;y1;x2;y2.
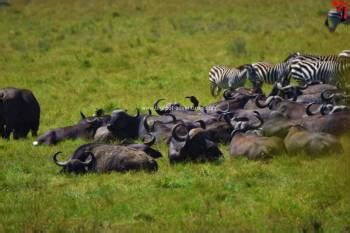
106;109;148;140
53;143;158;174
33;118;102;146
168;123;222;163
0;87;40;139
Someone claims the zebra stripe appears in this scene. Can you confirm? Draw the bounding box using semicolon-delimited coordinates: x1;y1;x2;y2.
245;62;290;87
284;51;349;63
209;65;247;96
289;59;350;87
339;50;350;57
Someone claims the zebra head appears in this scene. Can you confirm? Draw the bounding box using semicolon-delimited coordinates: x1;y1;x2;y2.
209;65;231;97
240;64;260;88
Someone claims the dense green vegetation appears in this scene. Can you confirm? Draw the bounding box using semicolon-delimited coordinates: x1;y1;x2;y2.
1;0;350;232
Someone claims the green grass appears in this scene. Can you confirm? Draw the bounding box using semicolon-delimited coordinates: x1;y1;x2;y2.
1;0;350;232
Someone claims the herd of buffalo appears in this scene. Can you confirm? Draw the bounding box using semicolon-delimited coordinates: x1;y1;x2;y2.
1;77;350;174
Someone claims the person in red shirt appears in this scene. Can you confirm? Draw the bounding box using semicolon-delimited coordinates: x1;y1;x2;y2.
333;0;348;21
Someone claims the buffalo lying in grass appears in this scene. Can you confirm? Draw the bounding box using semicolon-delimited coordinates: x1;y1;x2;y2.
168;123;222;163
153;98;216;125
260;112;296;138
229;112;284;160
284;125;343;155
106;109;150;140
271;82;349;104
122;134;163;159
33;118;103;146
53;143;158;174
0;87;40;139
255;95;313;120
142;113;178;142
300;104;350;136
204;87;263;115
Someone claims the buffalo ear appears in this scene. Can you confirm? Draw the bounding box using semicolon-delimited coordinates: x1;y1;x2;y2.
80;111;86;119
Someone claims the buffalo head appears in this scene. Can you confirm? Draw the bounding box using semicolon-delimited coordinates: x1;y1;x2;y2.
106;109;141;139
53;151;94;174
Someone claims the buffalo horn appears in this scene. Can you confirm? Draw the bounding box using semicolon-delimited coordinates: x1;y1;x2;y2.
134;108;140;118
250;111;264;128
330;105;348;114
171;123;188;142
230;128;245;138
305;103;318;116
81;152;94;166
255;95;276;108
143;115;153;132
143;133;156;147
223;89;234;100
196;120;206;129
154;99;171;115
320;104;334;115
53;152;69;167
85;118;98;124
80;111;86;119
321;90;334;101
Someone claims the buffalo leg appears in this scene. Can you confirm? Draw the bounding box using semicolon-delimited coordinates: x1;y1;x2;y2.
31;130;38;137
0;125;4;138
13;130;20;140
3;126;11;139
31;122;39;137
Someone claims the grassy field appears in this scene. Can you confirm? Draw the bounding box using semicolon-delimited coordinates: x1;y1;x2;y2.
1;0;350;232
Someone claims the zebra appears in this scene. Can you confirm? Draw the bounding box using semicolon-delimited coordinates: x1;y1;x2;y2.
288;59;350;87
241;62;291;88
325;8;350;32
339;50;350;57
284;51;350;63
208;65;247;96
